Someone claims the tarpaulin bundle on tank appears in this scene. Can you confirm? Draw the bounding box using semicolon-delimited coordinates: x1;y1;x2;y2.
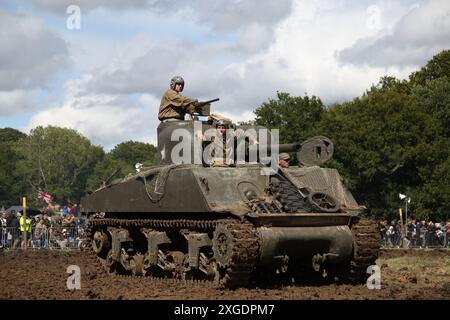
280;166;364;212
131;164;199;203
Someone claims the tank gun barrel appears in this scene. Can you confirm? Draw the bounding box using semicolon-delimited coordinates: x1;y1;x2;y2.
248;136;334;166
248;143;301;155
277;143;301;153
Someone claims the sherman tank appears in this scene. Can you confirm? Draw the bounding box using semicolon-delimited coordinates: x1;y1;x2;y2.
81;114;380;288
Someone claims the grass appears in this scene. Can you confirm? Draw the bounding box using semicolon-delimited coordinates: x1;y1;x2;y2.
377;254;450;281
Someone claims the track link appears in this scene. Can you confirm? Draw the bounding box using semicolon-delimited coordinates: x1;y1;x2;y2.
214;220;260;288
349;218;380;283
86;217;260;289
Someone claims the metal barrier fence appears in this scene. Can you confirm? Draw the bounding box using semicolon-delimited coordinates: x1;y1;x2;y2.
2;225;448;250
380;231;449;248
0;226;87;250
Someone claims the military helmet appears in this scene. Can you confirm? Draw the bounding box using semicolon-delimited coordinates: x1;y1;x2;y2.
170;76;184;90
279;153;290;161
215;119;231;127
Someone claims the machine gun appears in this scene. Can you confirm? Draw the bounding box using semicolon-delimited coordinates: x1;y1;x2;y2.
190;98;220;116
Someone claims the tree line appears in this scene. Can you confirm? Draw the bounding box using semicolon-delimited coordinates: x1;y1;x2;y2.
0;50;448;221
254;50;449;221
0;126;157;209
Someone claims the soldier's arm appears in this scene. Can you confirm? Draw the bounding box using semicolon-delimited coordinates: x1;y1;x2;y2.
166;90;197;107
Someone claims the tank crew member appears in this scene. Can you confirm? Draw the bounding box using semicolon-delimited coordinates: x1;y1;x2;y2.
203;118;258;167
279;153;290;168
158;76;199;122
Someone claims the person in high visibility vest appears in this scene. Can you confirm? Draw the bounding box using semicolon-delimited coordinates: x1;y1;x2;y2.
19;214;32;248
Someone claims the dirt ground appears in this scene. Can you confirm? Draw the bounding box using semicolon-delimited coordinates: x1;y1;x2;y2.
0;248;448;300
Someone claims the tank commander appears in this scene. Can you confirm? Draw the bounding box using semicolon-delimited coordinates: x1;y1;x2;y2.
158;76;206;122
202;116;258;167
279;153;290;168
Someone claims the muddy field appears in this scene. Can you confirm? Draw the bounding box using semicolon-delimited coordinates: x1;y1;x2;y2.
0;248;448;300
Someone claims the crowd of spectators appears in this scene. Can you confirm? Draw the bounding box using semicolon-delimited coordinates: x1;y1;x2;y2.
0;203;88;250
378;219;450;248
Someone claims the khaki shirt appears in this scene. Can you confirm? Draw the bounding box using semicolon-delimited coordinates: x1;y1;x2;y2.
204;128;257;166
158;89;197;121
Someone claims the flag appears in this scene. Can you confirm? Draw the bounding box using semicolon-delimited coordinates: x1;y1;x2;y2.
38;190;53;204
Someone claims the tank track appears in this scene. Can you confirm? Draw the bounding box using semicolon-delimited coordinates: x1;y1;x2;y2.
214;221;260;288
86;217;260;289
348;218;380;283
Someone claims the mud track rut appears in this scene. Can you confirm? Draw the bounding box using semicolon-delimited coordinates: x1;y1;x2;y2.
0;247;448;300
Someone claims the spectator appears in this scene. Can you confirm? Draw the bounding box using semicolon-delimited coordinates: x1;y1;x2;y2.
7;211;20;248
446;222;450;247
63;206;70;217
34;217;48;248
386;225;395;247
69;203;75;216
73;203;80;217
437;222;446;246
42;214;51;228
379;220;388;246
415;220;422;247
62;212;75;227
426;220;435;247
420;221;427;248
0;211;7;247
407;219;416;247
57;228;69;248
19;213;32;248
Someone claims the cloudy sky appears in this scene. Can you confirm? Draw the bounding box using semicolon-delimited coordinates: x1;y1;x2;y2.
0;0;449;150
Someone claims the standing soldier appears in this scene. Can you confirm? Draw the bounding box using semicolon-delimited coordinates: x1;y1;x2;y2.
158;76;203;122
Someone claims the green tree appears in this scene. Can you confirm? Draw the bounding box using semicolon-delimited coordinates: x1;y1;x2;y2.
0;127;26;143
109;140;157;169
412;75;450;137
318;81;441;219
14;126;104;205
86;140;158;191
254;91;326;144
0;128;27;207
410;50;450;86
251;50;450;220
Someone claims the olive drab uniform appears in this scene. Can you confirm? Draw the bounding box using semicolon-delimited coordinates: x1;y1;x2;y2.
158;89;198;121
204;128;257;167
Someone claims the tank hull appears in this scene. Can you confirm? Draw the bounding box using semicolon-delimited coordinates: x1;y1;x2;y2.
81;132;380;287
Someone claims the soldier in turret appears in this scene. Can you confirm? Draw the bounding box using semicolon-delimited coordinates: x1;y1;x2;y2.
158;76;199;122
203;118;258;167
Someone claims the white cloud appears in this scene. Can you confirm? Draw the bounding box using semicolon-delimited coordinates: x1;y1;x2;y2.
0;10;69;91
6;0;447;150
338;0;450;67
26;89;155;150
27;0;293;31
0;90;36;116
26;0;149;13
52;0;433;134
